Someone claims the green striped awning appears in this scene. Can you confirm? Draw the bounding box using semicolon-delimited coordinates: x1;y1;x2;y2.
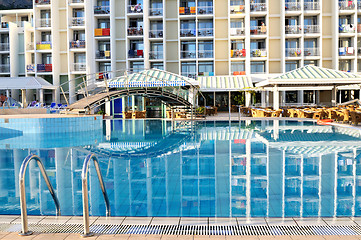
197;76;254;92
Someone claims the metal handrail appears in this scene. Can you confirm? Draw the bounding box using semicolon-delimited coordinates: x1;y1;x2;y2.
81;153;110;237
19;154;60;236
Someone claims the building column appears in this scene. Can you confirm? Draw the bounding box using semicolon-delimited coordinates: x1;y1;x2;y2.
261;90;266;108
11;89;19;101
331;86;337;106
21;89;26;108
39;89;44;104
298;90;304;106
273;85;280;110
6;90;9;98
245;91;252;107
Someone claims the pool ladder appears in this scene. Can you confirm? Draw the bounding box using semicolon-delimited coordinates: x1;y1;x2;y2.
18;153;110;237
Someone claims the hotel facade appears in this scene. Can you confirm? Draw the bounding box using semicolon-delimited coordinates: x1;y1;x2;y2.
0;0;360;107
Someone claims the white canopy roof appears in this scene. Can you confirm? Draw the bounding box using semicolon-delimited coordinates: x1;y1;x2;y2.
0;77;56;90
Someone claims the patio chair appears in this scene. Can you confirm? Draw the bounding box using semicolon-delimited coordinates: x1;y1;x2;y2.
123;111;133;119
312;110;326;120
135;110;146;118
271;109;282;117
349;111;361;125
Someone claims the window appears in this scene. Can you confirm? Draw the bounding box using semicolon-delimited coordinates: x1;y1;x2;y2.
304;60;318;66
130;61;144;72
129;40;143;50
339;16;352;25
304;39;317;48
98;19;110;28
251;61;265;73
180;20;196;33
285;91;298;104
73;9;84;17
42;53;52;64
150;42;163;59
40;10;51;19
285;17;299;26
230;0;244;6
41;32;51;42
339;60;352;71
181;41;196;58
285;61;299;72
198;61;213;75
151;62;163;70
304;16;317;26
339;38;352;47
0;34;9;43
73;30;85;41
1;54;9;64
74;53;86;63
304;90;315;104
180;0;195;8
98;41;110;51
99;62;111;72
181;62;196;77
231;40;245;50
231;62;245;73
285;39;299;48
250;40;265;50
230;19;244;28
198;41;213;58
97;0;109;6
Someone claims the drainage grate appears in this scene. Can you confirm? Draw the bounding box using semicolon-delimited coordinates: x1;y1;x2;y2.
1;223;361;235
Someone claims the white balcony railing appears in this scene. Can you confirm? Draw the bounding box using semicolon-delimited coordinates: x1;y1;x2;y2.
149;29;163;38
230;5;245;13
304;1;320;10
285;2;302;11
339;46;355;56
231;49;246;58
71;0;84;3
128;5;143;13
285;48;302;57
304;25;320;33
128;27;143;36
149;7;163;16
251;49;267;57
339;1;355;10
339;24;355;33
71;17;85;26
39;18;51;28
250;26;267;35
198;6;213;14
250;3;267;11
94;6;110;14
181;51;196;59
73;63;86;71
149;51;163;59
0;43;9;51
198;28;214;37
230;27;245;36
35;0;51;4
304;48;320;56
180;28;196;37
285;25;302;34
198;50;213;58
182;72;197;79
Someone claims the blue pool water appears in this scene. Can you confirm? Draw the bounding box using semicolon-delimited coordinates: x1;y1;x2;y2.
1;119;361;218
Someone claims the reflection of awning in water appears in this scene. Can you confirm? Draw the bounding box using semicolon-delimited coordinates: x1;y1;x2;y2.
98;142;156;151
199;128;254;141
198;76;254;92
282;144;361;157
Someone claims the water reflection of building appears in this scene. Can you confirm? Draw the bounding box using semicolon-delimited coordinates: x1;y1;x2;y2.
0;120;361;217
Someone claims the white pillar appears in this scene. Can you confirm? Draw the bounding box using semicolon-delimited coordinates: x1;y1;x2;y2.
39;89;44;104
298;90;304;106
261;90;266;108
273;85;280;110
21;89;26;108
245;91;252;107
6;90;9;98
331;86;337;106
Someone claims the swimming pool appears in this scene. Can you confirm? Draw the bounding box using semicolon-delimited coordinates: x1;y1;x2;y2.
0;119;361;218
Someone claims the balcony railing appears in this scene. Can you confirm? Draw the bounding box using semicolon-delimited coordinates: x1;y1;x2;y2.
37;64;52;72
304;25;320;33
71;17;85;26
250;3;267;12
285;2;301;11
198;6;213;14
39;19;51;28
149;51;163;59
128;5;143;13
304;1;320;10
96;50;111;59
182;72;197;79
285;48;302;57
250;26;267;35
198;50;213;58
198;28;213;37
230;27;245;36
179;6;196;15
149;7;163;16
231;49;246;58
285;25;302;34
198;72;214;76
94;28;110;36
339;24;355;33
69;40;85;48
304;48;319;56
339;1;355;10
0;64;10;72
230;5;245;14
149;29;163;38
73;62;86;71
35;0;50;4
71;0;84;3
251;49;267;57
128;49;143;58
26;64;35;72
181;51;196;59
128;27;143;36
36;41;52;50
94;6;110;14
0;43;9;51
180;29;196;37
339;46;355;56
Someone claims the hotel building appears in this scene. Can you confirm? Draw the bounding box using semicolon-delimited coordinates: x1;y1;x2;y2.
0;0;360;107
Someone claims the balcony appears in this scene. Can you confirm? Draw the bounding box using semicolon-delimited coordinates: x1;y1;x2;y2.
128;27;143;36
35;0;50;4
71;17;85;27
128;49;143;58
339;1;355;10
0;43;9;51
230;5;245;14
94;28;110;36
198;50;213;58
149;29;163;38
39;18;51;28
285;25;302;34
198;72;214;76
230;27;245;36
339;47;355;56
304;25;320;34
36;41;52;50
149;51;163;59
94;6;110;14
251;49;267;57
304;1;320;10
71;0;84;3
250;26;267;35
179;7;196;15
181;50;196;59
26;64;35;72
149;8;163;16
0;22;8;29
0;64;10;72
96;50;111;59
304;48;319;56
231;49;246;58
285;48;302;57
250;3;267;12
285;2;301;11
73;63;86;71
182;72;197;79
339;24;355;33
69;40;85;48
37;64;52;72
198;28;213;37
128;5;143;13
198;6;213;14
180;29;196;37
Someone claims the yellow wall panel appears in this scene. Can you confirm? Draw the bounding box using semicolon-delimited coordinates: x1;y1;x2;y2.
215;40;228;59
269;0;280;14
59;32;67;52
269;39;281;59
166;42;179;60
215;61;229;75
116;41;126;59
167;62;179;74
322;60;332;69
269;18;280;37
322;17;332;36
59;11;67;30
115;19;125;38
215;0;228;18
60;53;68;73
215;19;228;38
322;1;332;14
322;39;332;58
166;21;178;40
269;61;281;74
114;0;125;17
166;0;178;18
